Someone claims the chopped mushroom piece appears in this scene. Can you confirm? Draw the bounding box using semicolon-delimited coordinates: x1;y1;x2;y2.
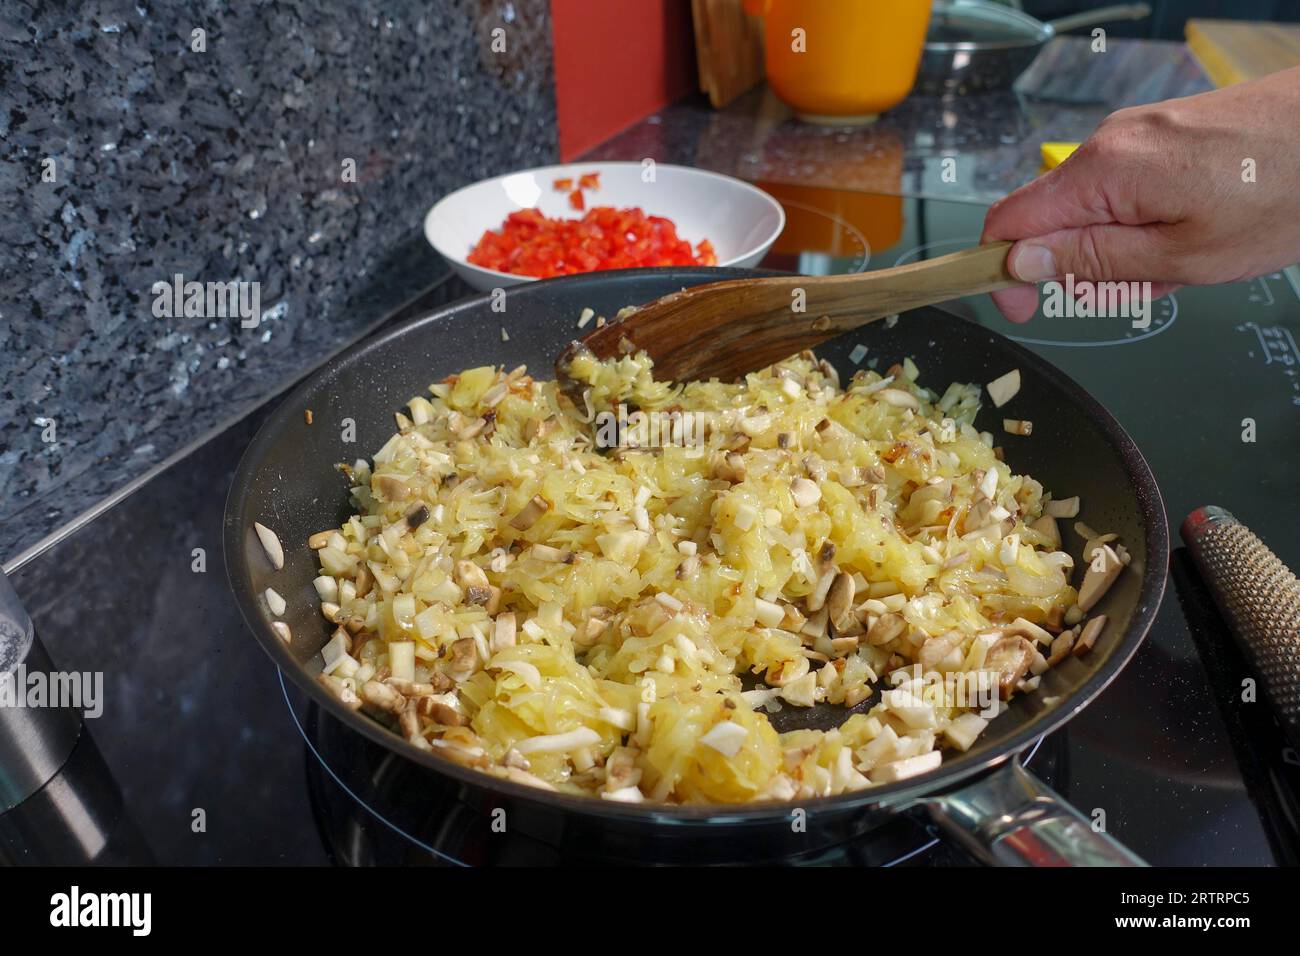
264;587;286;617
308;530;332;549
790;477;821;508
360;679;406;715
986;369;1021;408
386;677;439;697
713;451;747;483
1073;614;1107;656
1044;496;1080;518
603;747;642;791
830;636;860;655
825;572;857;635
445;638;480;683
866;612;908;646
373;475;411;501
602;785;645;803
1078;544;1123;612
984;635;1036;699
699;720;749;757
1007;616;1054;646
1003;419;1033;436
509;494;551;530
530;544;573;563
399;700;421;741
942;713;988;752
876;388;921;409
465;585;500;612
1080;530;1119;563
523;416;559;443
317;673;362;710
777;671;818;707
872;750;942;783
917;630;965;671
805;567;837;612
491;612;517;652
454;559;490;591
417;694;468;726
254;522;285;570
1047;629;1076;666
1029;515;1060;548
753;597;785;629
405;503;431;529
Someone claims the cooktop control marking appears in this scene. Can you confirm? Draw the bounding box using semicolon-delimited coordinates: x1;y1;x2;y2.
1239;320;1300;406
1247;275;1275;307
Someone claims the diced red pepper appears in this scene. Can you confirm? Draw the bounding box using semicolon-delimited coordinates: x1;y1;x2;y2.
568;189;585;211
466;205;717;279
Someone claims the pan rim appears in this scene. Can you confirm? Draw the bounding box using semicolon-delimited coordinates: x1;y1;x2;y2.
224;265;1168;824
925;0;1051;53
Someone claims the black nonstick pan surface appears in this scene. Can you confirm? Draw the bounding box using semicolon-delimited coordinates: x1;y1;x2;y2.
225;266;1167;865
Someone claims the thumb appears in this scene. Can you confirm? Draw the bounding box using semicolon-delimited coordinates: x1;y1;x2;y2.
1005;223;1180;284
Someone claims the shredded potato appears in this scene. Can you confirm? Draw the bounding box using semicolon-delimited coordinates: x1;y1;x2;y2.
311;348;1080;803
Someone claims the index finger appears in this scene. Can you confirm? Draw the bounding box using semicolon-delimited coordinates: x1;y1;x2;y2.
982;141;1120;243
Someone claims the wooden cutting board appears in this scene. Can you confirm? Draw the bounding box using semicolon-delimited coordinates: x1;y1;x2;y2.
692;0;765;108
1186;18;1300;87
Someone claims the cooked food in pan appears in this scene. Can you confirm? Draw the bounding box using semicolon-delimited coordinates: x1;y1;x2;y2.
290;344;1124;804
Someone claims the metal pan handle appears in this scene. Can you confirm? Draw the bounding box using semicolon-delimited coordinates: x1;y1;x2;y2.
1047;3;1151;36
920;758;1147;866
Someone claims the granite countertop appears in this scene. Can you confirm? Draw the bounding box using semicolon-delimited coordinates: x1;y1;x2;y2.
1;0;558;569
585;37;1211;204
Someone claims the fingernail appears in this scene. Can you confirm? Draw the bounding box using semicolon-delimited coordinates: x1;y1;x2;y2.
1010;244;1056;282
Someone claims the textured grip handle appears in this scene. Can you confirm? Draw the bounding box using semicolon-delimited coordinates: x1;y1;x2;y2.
1182;506;1300;752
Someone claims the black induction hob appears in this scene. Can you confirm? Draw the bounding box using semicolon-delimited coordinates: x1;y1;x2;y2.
4;192;1299;866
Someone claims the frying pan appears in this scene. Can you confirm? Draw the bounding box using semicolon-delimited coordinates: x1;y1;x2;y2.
224;266;1168;866
916;0;1152;96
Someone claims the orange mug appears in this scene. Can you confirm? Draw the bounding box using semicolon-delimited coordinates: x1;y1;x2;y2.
744;0;932;123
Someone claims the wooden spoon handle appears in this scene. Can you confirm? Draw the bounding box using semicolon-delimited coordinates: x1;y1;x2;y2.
560;241;1018;383
815;239;1018;320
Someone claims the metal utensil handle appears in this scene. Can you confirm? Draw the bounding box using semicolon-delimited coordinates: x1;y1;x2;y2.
922;759;1147;866
0;570;82;811
1048;3;1152;35
1182;506;1300;753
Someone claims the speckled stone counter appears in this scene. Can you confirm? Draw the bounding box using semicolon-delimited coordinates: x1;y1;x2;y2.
1;0;557;565
585;37;1211;203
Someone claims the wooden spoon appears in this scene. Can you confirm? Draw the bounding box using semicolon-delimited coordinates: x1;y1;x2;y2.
556;240;1016;387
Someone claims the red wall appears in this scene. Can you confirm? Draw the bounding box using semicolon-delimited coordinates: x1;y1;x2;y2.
550;0;697;160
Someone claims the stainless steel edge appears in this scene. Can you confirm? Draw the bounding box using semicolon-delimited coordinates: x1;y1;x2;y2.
919;759;1147;866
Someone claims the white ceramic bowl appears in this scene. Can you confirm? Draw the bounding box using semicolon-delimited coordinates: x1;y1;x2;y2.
424;161;786;291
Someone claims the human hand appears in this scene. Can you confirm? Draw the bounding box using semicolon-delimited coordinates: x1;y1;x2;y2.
982;66;1300;323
